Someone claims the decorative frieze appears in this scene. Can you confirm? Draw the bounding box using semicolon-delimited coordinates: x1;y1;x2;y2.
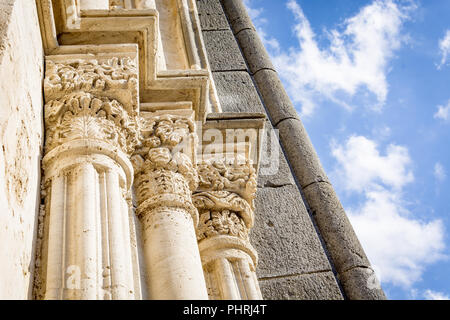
44;58;139;111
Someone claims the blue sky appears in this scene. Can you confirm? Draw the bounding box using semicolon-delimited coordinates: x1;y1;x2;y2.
243;0;450;299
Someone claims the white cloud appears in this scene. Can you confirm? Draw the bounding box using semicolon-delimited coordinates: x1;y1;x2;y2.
332;135;446;288
331;135;413;191
434;100;450;121
263;0;414;117
438;30;450;69
434;162;446;182
424;290;450;300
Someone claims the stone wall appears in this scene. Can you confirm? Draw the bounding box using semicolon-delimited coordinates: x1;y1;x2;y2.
196;0;344;300
0;0;44;299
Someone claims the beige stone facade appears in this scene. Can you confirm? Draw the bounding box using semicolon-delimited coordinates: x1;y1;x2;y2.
0;0;385;300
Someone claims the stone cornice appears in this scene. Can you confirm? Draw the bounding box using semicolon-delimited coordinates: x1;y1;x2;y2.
36;0;218;121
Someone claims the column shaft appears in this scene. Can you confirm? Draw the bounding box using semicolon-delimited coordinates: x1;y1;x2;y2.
214;258;240;300
142;206;208;299
105;170;135;299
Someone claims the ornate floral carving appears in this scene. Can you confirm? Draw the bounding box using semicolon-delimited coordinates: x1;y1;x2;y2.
44;92;140;154
133;147;198;193
136;114;195;153
197;159;257;207
193;190;253;237
197;209;248;241
44;58;138;112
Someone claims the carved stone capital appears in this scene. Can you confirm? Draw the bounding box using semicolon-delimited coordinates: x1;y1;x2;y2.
44;92;140;155
197;159;257;209
133;110;199;223
192;191;253;242
137;113;196;153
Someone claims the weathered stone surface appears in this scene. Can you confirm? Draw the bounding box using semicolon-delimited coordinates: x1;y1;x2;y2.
257;122;296;188
303;181;371;272
253;69;300;125
259;272;344;300
196;0;230;31
276;118;330;188
251;185;333;278
339;267;387;300
0;0;44;299
212;71;266;114
220;0;255;34
202;30;247;72
235;29;275;74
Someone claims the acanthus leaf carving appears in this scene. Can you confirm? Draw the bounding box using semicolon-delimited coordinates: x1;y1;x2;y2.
45;92;140;155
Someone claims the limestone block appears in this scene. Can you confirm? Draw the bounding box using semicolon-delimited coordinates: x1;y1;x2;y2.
251;186;333;278
276;118;330;188
0;0;44;299
202;30;247;71
235;29;275;74
259;272;344;300
196;0;230;31
212;71;265;114
302;181;371;272
253;69;301;125
339;267;387;300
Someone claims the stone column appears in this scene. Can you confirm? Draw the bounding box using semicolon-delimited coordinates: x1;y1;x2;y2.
193;160;262;300
133;113;208;300
37;57;140;300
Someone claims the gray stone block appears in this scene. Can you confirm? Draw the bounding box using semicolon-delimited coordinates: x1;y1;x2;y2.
202;30;247;72
259;272;344;300
339;267;387;300
253;69;300;125
257;122;296;188
250;185;333;278
212;71;266;113
220;0;255;34
276;118;330;188
303;181;371;272
235;29;275;74
196;0;230;31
